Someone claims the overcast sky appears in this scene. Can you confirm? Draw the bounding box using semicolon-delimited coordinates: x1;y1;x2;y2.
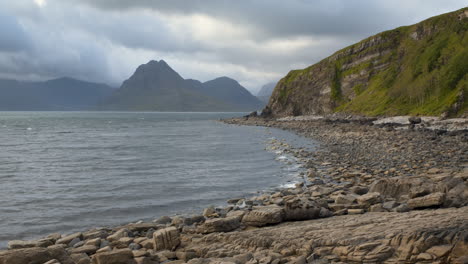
0;0;466;93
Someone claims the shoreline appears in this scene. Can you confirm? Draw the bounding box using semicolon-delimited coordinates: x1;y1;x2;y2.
1;115;467;264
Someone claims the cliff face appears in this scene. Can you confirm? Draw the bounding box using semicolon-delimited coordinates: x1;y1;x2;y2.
266;8;468;117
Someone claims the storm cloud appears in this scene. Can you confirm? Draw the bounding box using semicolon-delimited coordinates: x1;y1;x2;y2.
0;0;466;91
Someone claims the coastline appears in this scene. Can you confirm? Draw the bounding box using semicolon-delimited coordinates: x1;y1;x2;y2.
1;115;467;264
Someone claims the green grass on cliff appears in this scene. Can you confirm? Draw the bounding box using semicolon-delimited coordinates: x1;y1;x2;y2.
339;9;468;116
274;8;468;117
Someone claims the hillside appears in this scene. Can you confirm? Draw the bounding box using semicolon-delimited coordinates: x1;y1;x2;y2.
0;77;114;110
265;8;468;117
102;60;262;112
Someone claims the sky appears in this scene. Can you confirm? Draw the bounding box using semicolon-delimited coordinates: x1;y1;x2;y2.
0;1;466;93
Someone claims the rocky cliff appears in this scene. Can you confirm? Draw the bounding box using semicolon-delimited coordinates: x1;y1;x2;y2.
266;8;468;117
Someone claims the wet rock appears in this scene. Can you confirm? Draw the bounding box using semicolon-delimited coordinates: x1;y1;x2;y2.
242;205;284;227
153;227;180;251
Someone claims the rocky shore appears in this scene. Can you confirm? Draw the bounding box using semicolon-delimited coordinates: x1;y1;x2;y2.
1;115;467;264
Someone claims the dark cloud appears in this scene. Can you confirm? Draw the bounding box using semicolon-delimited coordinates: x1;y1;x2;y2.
0;0;466;91
73;0;466;38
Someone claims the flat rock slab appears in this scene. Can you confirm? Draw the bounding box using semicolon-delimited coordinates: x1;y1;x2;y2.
198;217;241;234
187;207;468;263
0;245;74;264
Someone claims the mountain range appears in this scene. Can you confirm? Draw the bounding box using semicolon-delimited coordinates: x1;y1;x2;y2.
0;61;263;112
0;77;114;111
101;60;263;111
265;7;468;117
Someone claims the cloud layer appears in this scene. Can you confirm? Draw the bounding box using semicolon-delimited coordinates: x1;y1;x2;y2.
0;0;466;92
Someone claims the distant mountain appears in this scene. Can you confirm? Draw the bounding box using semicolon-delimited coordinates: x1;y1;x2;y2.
102;60;263;111
256;82;277;103
0;77;114;110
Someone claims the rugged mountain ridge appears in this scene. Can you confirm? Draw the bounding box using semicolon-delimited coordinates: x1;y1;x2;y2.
266;8;468;117
0;77;114;110
102;60;263;111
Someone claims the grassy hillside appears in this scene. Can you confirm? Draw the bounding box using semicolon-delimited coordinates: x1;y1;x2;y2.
267;8;468;117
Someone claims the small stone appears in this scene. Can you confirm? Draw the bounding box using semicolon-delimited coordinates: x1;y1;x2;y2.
347;209;365;215
416;252;434;260
203;206;216;217
129;242;141;250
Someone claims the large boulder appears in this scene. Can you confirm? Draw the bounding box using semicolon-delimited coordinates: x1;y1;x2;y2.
369;177;427;199
408;192;445;209
56;232;83;245
283;196;322;221
153;227;180;251
7;239;54;249
242;205;284;227
356;192;382;207
0;245;74;264
91;248;135;264
197;216;241;234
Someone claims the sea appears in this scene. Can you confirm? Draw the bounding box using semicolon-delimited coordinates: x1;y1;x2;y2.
0;111;315;248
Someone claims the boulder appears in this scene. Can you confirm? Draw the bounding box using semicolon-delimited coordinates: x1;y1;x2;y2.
56;233;83;245
283;196;322;221
153;227;180;251
70;245;98;255
242;205;284;227
154;216;172;225
334;194;357;205
203;206;216;217
70;253;91;264
0;245;74;264
197;216;241;234
356;192;382;206
91;248;135;264
7;239;53;249
107;229;131;242
408;192;445;209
